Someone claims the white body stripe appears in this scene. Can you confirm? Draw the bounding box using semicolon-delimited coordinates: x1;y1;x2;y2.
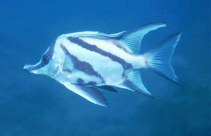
60;36;124;84
81;37;146;68
81;38;134;62
52;36;102;84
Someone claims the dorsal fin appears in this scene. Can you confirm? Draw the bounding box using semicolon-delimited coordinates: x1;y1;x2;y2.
109;31;127;37
117;23;166;54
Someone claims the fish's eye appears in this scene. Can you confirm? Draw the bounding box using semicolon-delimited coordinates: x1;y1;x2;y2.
42;55;49;64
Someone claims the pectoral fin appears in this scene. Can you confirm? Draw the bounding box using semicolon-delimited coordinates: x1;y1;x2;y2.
63;82;108;107
62;55;74;73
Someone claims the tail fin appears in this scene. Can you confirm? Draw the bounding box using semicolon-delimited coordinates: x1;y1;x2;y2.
143;33;182;83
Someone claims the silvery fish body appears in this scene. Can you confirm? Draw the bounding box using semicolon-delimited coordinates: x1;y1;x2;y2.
24;23;181;107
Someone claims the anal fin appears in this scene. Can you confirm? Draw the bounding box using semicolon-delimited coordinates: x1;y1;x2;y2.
115;70;152;97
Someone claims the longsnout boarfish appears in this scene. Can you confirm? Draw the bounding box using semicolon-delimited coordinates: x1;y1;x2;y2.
24;23;181;107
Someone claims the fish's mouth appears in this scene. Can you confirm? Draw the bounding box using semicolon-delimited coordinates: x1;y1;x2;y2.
23;65;31;71
23;62;59;77
23;64;39;74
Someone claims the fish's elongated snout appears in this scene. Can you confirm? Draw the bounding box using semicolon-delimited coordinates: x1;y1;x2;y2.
23;64;34;73
23;65;31;71
23;59;58;76
23;63;40;74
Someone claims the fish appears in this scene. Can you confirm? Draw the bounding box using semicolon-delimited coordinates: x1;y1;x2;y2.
23;23;182;107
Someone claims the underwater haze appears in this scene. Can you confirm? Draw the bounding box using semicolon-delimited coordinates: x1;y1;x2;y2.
0;0;210;136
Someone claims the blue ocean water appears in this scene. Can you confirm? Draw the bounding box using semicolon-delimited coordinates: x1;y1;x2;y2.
0;0;210;136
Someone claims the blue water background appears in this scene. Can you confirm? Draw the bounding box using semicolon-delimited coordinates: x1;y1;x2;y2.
0;0;210;136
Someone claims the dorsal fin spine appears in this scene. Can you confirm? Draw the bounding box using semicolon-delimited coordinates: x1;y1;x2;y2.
118;23;166;54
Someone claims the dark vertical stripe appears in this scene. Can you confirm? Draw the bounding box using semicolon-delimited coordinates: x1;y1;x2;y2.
61;45;104;83
77;78;85;85
68;37;132;69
